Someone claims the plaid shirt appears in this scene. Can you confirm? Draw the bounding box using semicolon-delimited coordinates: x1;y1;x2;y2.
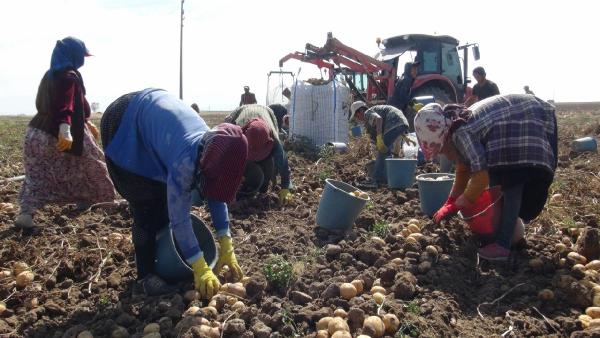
452;94;557;173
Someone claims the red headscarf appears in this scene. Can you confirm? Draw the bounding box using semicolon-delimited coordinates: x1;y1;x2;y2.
199;123;248;203
242;118;274;162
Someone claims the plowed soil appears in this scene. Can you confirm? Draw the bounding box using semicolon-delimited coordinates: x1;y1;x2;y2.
0;106;599;338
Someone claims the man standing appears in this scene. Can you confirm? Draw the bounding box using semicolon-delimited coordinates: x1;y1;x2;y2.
388;61;419;112
464;66;500;106
239;86;257;106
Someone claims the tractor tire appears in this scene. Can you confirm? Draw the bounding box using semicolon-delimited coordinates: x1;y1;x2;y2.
413;86;455;105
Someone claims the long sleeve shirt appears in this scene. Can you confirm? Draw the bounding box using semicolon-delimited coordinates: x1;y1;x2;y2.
364;105;410;147
52;71;91;126
105;88;230;264
452;94;557;174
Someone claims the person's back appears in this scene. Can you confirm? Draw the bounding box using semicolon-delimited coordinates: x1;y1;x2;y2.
364;105;409;143
105;89;208;180
453;94;556;173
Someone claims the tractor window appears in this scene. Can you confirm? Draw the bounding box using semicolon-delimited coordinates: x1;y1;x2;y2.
422;52;438;73
416;41;440;74
441;43;462;86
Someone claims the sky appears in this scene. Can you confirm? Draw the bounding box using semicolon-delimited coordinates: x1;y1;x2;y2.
0;0;598;115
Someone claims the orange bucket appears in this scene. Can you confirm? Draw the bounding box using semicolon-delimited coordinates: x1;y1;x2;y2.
459;186;503;235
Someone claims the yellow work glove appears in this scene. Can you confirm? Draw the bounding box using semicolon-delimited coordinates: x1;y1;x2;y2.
215;236;243;281
412;102;424;112
57;123;73;152
376;134;388;153
279;188;292;205
87;121;100;140
191;256;221;299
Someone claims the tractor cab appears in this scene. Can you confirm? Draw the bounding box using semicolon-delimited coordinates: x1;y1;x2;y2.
278;32;480;105
377;34;479;103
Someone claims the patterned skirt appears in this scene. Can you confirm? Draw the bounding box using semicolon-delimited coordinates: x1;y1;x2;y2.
18;127;116;214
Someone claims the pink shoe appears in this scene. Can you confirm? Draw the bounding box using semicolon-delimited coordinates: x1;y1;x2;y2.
478;243;510;261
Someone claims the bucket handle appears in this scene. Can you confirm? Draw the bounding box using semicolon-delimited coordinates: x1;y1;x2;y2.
460;186;503;221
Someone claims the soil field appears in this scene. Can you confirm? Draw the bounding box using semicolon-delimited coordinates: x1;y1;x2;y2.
0;104;599;338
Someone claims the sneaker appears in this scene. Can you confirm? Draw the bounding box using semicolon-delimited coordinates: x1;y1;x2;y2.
478;243;510;261
136;274;177;296
14;214;34;229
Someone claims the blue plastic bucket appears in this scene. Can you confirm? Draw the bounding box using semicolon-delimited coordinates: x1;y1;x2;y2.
316;179;370;231
385;158;417;189
416;173;455;217
351;125;362;137
572;137;597;153
154;214;217;282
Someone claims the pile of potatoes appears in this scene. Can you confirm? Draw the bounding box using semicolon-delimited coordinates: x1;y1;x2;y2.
350;190;370;199
315;313;400;338
2;262;35;289
180;277;251;337
339;279;389;306
316;279;402;337
0;262;36;315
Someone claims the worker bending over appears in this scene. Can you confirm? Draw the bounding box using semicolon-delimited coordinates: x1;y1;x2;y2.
350;102;414;189
414;94;557;260
101;88;255;297
225;104;293;205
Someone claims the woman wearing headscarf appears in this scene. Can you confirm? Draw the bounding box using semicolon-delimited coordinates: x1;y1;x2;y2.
414;94;557;261
225;104;293;205
101;88;256;297
15;37;115;229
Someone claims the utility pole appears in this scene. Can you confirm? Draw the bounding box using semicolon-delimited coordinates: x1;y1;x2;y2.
179;0;184;99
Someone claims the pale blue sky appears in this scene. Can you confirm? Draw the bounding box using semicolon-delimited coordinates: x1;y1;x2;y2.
0;0;598;114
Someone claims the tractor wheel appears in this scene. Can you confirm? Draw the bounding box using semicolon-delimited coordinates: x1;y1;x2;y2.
413;86;455;104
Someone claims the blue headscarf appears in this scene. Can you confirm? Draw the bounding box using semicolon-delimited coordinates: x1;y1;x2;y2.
50;37;90;72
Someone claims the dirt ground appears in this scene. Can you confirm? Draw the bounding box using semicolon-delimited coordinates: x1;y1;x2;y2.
0;105;599;338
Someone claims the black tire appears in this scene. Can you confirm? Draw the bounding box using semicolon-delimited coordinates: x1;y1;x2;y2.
413;86;455;104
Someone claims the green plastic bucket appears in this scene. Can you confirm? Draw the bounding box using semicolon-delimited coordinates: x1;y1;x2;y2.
154;214;217;282
416;173;455;217
316;179;369;231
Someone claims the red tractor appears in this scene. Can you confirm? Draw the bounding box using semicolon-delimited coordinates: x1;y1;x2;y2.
279;32;481;105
